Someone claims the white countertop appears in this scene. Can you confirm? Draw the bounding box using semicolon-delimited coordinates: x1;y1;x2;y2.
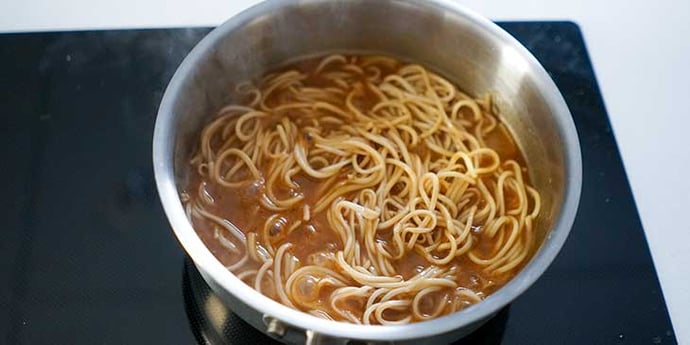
2;0;688;342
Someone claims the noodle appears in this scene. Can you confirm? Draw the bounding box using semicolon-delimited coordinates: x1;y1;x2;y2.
183;54;541;325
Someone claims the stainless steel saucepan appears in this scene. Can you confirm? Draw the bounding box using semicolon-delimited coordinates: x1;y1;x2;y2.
153;0;582;343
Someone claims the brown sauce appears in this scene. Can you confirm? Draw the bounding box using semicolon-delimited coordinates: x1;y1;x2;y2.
185;54;535;322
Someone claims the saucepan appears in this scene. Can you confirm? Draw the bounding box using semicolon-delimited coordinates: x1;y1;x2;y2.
153;0;582;343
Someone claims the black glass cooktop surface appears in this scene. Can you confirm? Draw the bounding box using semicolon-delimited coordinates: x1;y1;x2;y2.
0;22;677;344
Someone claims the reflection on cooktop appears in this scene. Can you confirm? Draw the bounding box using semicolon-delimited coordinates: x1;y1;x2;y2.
181;259;509;345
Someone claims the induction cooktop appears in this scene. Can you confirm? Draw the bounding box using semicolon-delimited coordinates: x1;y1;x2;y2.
0;22;677;344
